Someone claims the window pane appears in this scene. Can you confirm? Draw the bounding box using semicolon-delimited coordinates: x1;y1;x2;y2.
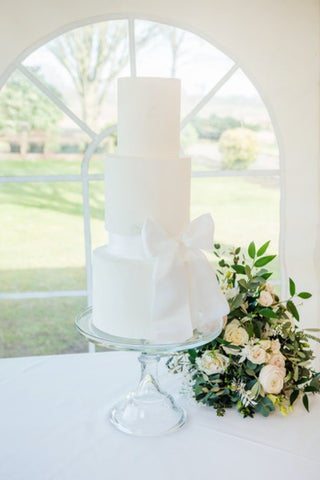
22;20;130;133
0;69;91;176
185;69;279;172
0;297;87;358
0;181;86;292
191;176;280;277
135;20;234;117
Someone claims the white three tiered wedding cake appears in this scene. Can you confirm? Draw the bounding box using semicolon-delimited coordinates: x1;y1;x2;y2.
92;77;229;342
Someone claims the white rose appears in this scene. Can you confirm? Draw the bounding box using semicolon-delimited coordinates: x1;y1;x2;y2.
196;351;230;375
265;282;275;295
260;340;271;351
224;320;249;346
259;365;285;394
224;287;239;300
270;339;281;353
246;345;268;365
269;352;286;369
258;290;274;307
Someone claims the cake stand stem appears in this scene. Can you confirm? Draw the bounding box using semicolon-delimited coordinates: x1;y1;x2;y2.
109;352;186;436
137;353;161;395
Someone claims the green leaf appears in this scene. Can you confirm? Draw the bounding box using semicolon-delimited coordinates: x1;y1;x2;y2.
214;243;221;249
230;293;244;310
245;265;252;279
231;264;246;274
247;322;254;338
298;292;312;299
260;308;278;319
287;300;300;321
302;394;309;412
254;255;276;267
248;242;256;259
238;279;248;290
310;373;320;391
234;247;241;255
256;396;275;417
305;333;320;344
289;278;296;296
257;240;270;257
304;386;318;393
290;390;299;405
260;272;273;280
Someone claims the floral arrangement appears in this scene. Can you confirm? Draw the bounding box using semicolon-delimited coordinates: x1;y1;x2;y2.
168;241;320;417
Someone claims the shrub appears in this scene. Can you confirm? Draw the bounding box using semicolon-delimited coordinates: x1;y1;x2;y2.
219;128;258;170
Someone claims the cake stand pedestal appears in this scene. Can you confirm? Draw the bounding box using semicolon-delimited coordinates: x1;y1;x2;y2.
75;307;221;436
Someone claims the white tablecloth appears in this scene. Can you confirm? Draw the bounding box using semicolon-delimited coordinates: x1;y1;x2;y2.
0;351;319;480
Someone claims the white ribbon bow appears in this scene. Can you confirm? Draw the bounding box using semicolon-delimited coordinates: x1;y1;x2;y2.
142;213;229;342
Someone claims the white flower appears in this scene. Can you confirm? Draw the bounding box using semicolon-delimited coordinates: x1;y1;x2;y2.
246;345;268;365
258;290;274;307
260;339;271;351
270;339;281;353
196;350;230;375
265;282;275;295
268;352;286;369
259;364;286;394
224;287;239;300
224;320;249;346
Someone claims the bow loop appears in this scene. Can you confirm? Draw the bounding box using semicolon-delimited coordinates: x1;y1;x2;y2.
142;218;178;258
181;213;214;250
141;214;229;343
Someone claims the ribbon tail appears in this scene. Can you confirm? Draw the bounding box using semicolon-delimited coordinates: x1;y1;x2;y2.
151;250;194;343
187;249;230;333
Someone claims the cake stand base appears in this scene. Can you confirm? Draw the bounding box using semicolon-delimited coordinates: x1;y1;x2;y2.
109;353;186;436
75;307;222;436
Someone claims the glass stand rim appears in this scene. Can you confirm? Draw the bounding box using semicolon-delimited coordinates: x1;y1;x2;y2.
75;306;222;354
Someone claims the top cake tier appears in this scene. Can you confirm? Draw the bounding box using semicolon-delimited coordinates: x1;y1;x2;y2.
117;77;181;158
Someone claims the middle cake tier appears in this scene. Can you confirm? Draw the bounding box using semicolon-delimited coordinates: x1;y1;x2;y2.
105;155;191;236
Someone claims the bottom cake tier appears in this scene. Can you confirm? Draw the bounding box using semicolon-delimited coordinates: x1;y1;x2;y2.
92;245;154;339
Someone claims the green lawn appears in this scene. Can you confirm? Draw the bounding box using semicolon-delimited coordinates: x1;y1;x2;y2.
0;157;280;358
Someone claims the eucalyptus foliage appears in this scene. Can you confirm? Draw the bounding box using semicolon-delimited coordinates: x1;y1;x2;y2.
168;242;320;418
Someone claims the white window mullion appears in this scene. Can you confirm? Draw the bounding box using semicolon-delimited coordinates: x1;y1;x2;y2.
0;291;87;300
128;18;137;77
181;63;239;130
0;174;104;183
191;169;280;178
17;65;97;140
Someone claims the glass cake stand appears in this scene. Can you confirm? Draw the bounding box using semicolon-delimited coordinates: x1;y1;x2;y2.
75;307;222;436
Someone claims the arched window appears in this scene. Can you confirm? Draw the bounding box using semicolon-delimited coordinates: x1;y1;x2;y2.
0;17;281;357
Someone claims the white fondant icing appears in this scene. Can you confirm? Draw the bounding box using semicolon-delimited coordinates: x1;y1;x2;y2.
117;77;181;158
92;245;154;339
92;77;228;341
105;155;191;236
